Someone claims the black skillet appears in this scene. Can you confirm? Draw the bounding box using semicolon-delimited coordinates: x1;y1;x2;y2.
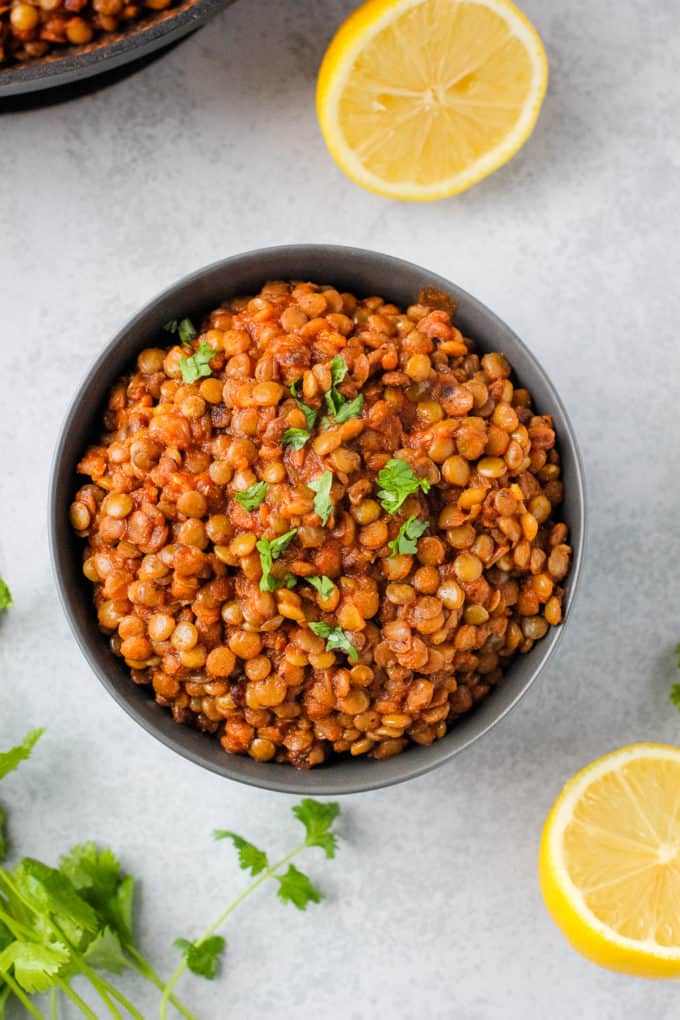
0;0;236;102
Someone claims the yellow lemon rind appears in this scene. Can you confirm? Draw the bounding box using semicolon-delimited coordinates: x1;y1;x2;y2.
316;0;548;202
539;743;680;979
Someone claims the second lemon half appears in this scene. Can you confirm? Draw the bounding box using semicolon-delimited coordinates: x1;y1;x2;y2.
317;0;548;201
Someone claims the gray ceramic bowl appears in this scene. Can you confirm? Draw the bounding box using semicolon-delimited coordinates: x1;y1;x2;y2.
49;245;585;795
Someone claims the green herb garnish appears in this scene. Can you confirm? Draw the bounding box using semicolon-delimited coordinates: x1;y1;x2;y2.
309;471;334;526
308;621;359;663
213;833;268;876
0;728;195;1020
293;800;339;858
0;579;11;613
164;318;198;347
320;357;363;428
0;728;43;781
290;380;318;430
306;576;336;600
159;799;339;1015
234;481;267;511
0;730;43;865
329;357;347;386
173;937;225;981
282;428;311;451
178;319;198;346
323;357;348;419
376;458;431;515
333;392;363;425
180;341;215;384
388;516;429;556
256;530;298;592
0;728;340;1020
275;865;322;909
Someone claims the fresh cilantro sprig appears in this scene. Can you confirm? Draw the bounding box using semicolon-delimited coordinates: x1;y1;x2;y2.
275;865;322;909
213;833;268;876
388;516;429;556
282;428;311;451
164;318;198;347
180;342;215;384
309;470;334;526
292;800;339;858
332;393;364;425
0;579;11;614
0;730;196;1020
0;730;43;865
234;481;267;511
160;799;340;1019
324;356;348;419
173;937;225;981
290;380;318;430
0;731;341;1020
256;530;298;592
320;357;364;429
306;576;336;600
376;458;431;515
0;729;43;782
308;621;359;663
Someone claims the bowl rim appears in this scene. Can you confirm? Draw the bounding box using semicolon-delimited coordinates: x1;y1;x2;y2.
48;244;586;795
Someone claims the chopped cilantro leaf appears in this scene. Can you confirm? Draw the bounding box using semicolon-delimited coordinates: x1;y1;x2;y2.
306;576;335;600
388;515;429;556
275;865;323;911
234;481;267;511
282;428;311;451
376;458;431;515
180;342;215;384
308;621;358;663
256;530;298;592
309;471;334;526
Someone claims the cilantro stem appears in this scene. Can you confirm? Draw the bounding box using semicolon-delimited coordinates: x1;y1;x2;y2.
159;841;308;1020
1;972;46;1020
0;871;142;1020
49;988;59;1020
55;977;99;1020
125;948;198;1020
70;957;133;1020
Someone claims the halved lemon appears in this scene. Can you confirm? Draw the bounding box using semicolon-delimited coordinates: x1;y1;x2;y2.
539;744;680;978
316;0;548;201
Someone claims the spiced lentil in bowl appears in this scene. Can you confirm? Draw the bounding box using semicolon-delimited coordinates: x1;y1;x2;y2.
50;246;585;794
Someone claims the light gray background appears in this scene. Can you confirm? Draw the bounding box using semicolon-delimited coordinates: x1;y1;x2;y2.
1;1;679;1017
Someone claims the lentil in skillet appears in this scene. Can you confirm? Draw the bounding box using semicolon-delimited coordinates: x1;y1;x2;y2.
71;281;571;768
0;0;176;66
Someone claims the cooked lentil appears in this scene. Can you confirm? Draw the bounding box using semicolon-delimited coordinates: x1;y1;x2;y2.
72;280;572;768
0;0;177;65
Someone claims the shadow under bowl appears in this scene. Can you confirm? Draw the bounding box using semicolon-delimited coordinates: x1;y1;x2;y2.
49;244;586;795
